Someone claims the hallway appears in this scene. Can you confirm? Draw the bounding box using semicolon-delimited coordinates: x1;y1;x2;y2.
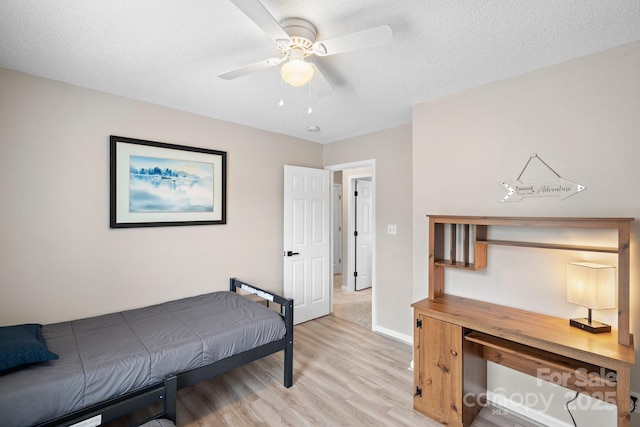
331;274;372;329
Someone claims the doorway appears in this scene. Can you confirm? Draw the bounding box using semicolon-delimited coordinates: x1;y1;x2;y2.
326;160;376;330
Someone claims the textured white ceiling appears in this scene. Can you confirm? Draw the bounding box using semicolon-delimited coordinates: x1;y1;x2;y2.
1;1;639;143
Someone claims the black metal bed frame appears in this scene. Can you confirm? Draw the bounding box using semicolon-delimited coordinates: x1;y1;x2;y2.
36;278;294;427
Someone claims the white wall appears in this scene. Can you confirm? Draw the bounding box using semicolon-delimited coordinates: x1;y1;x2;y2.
412;41;640;426
0;68;322;325
324;124;413;341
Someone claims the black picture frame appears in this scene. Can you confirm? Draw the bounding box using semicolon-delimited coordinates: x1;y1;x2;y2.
110;136;226;228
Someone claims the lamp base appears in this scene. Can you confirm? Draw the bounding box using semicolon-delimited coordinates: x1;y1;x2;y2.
569;318;611;334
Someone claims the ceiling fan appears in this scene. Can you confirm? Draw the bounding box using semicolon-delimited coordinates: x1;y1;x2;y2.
218;0;393;96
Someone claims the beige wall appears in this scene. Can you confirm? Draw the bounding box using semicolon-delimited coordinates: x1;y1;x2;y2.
412;41;640;425
0;68;322;325
324;124;413;340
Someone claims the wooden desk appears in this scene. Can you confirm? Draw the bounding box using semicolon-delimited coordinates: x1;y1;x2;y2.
412;295;635;427
414;215;635;427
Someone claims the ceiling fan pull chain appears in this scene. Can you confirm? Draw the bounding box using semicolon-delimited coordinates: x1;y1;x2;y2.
278;78;285;107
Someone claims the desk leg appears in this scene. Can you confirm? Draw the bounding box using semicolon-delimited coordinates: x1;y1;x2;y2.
617;364;631;427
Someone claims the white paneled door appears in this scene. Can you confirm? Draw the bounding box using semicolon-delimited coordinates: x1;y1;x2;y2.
283;165;331;324
332;184;343;274
355;179;373;290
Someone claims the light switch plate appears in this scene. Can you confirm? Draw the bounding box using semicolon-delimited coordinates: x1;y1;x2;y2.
387;224;397;235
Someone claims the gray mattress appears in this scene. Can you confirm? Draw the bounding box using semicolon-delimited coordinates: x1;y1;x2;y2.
0;291;286;427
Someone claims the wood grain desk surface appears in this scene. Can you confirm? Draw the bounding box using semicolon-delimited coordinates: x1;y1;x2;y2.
412;295;635;368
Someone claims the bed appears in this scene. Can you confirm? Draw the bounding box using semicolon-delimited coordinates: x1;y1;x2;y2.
0;278;294;427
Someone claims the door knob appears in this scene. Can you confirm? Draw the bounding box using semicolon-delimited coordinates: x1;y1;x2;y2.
285;251;300;257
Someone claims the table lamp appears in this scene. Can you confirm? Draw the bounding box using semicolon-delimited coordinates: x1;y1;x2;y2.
566;262;616;333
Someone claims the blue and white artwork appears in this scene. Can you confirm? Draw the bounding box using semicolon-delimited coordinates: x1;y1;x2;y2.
129;155;214;213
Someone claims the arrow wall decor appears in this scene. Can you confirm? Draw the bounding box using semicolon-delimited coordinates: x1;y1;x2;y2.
500;154;586;202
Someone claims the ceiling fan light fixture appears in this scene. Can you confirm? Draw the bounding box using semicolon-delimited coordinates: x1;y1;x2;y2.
281;48;314;87
281;59;314;87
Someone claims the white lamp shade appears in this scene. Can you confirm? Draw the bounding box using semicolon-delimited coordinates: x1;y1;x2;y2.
281;59;314;87
566;262;616;310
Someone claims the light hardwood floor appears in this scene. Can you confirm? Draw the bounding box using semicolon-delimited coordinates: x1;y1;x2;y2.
106;314;541;427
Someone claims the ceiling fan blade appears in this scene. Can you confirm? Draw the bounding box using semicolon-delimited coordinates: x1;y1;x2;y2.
218;57;284;80
230;0;291;44
312;24;393;56
310;63;333;97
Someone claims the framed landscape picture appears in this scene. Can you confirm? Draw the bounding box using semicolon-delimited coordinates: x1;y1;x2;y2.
110;136;226;228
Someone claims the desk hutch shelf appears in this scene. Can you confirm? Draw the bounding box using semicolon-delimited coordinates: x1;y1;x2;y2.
412;215;635;427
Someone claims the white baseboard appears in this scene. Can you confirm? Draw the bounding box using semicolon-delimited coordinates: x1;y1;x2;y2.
487;391;572;427
372;325;412;345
